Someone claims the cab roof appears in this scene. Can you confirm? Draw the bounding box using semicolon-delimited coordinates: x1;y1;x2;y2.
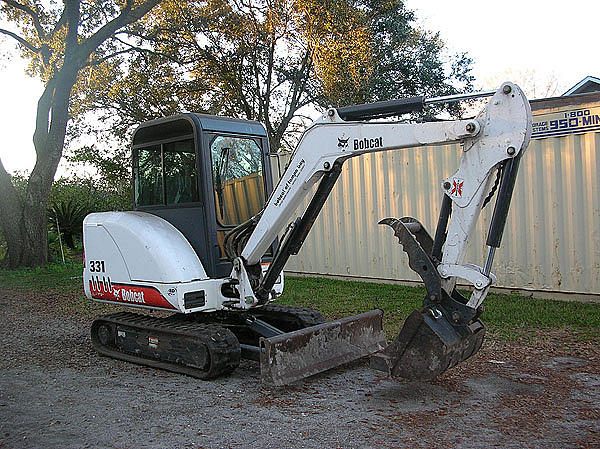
132;113;267;147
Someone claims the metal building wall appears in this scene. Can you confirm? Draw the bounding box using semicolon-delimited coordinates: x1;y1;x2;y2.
282;98;600;297
217;173;265;224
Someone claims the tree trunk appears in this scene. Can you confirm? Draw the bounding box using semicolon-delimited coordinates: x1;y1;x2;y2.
0;70;76;268
0;0;162;269
0;166;26;268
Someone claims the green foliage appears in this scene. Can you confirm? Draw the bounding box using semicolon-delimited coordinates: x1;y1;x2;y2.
65;144;132;197
46;175;130;258
299;0;474;108
6;171;28;200
49;176;130;214
8;170;128;238
43;0;478;182
70;0;475;159
46;228;77;262
48;200;89;249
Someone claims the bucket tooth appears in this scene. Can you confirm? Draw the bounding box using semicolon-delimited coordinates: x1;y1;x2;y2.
260;309;386;386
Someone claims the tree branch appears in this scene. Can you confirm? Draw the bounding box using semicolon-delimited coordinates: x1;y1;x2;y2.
32;78;56;157
76;0;162;64
51;9;68;37
0;28;39;54
1;0;46;39
109;35;181;64
56;0;81;73
85;48;133;66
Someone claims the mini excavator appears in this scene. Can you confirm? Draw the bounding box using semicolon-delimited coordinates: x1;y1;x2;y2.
83;83;532;386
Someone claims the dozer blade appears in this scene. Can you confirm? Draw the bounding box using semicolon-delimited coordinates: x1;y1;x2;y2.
370;308;485;381
260;309;386;386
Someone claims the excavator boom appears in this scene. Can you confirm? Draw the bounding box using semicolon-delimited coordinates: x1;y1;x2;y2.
229;82;531;384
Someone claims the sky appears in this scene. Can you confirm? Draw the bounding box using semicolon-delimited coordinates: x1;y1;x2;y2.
403;0;600;90
1;0;600;174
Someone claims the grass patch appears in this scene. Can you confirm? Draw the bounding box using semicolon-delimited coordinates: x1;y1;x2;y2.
1;265;599;340
0;261;125;320
0;261;83;292
277;276;423;338
277;276;600;341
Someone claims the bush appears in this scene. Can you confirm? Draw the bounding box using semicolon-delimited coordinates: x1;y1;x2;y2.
49;176;131;213
46;176;131;260
1;172;132;265
48;200;90;249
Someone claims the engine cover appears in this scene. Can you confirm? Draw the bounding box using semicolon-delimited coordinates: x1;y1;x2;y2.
83;211;219;312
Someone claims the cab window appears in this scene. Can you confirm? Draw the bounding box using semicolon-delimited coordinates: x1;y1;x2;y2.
211;136;265;226
135;139;199;207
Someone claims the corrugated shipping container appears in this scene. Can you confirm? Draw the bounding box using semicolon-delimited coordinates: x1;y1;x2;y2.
216;173;265;224
279;93;600;298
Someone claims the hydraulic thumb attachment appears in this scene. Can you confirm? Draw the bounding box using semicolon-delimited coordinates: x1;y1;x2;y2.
370;217;486;380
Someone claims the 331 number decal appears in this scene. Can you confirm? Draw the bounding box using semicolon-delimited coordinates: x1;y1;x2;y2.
89;260;106;273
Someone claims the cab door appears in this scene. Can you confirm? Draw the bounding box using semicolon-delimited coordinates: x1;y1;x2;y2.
205;133;271;274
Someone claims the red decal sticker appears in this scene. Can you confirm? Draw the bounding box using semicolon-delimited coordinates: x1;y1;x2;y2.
89;277;176;309
450;178;464;197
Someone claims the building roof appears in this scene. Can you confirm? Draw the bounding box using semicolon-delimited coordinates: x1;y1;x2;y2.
563;76;600;96
530;91;600;112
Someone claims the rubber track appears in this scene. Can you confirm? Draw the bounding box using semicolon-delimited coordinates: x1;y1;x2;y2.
92;312;240;379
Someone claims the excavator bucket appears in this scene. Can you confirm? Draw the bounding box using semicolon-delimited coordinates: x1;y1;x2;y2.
371;217;486;380
370;308;485;380
260;309;386;386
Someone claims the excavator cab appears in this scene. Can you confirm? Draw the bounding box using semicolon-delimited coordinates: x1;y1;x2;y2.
130;114;277;279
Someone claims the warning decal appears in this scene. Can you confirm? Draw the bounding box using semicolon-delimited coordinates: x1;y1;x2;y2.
450;178;464;197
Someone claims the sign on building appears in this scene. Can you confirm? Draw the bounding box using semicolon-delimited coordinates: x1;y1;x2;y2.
532;106;600;139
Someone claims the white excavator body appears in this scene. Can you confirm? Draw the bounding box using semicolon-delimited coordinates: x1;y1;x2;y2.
83;211;282;313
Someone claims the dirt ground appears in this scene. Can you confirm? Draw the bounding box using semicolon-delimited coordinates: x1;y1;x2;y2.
0;289;599;449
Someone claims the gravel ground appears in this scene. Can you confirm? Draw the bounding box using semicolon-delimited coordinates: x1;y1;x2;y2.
0;288;599;449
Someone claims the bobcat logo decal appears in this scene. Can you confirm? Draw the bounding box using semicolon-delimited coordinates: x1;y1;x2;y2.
338;137;349;148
